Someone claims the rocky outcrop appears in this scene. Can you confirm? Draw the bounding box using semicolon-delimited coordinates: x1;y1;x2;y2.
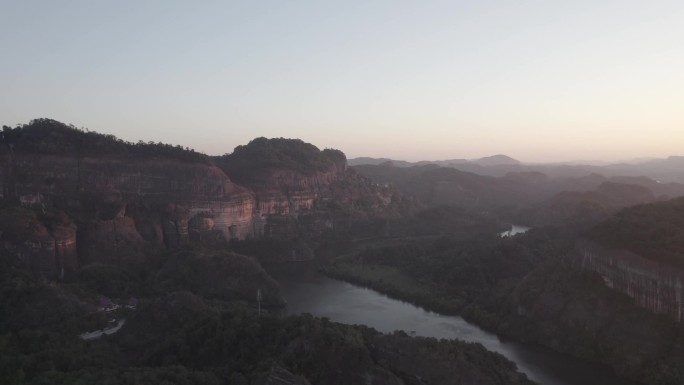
0;122;407;273
241;167;343;237
4;154;256;240
575;239;684;322
52;221;78;273
0;150;257;272
0;208;78;275
216;138;405;241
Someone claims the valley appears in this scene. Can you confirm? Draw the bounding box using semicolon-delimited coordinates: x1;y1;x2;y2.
2;119;684;384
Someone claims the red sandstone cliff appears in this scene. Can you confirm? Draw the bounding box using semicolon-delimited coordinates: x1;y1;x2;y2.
0;120;260;273
0;153;258;270
0;120;406;273
572;196;684;321
575;239;684;322
215;137;405;240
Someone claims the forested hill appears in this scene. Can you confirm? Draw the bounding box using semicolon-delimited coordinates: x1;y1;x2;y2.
1;119;209;163
214;137;346;180
588;196;684;268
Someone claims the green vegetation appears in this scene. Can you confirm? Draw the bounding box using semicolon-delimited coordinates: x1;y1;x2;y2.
352;164;550;216
7;117;683;383
486;259;684;385
215;137;346;180
387;205;504;237
0;294;535;384
321;220;684;384
0;207;46;243
324;262;464;313
0;244;535;385
588;196;684;268
324;228;569;314
1;119;208;163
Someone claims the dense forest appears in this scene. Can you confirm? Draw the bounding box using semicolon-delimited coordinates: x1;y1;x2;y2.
0;245;534;385
321;222;684;385
588;197;684;268
1;119;208;163
323;227;573;315
215;137;346;180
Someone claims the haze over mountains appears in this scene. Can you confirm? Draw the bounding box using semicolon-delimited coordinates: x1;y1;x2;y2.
2;118;684;385
350;154;684;183
3;0;684;383
348;154;519;168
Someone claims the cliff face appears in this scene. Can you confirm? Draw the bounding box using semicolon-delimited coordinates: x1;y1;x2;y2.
1;152;256;272
0;123;406;273
253;168;343;213
244;166;351;237
6;155;256;238
575;239;684;322
242;166;405;240
216;138;404;242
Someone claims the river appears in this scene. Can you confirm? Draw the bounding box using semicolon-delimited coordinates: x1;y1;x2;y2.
274;265;638;385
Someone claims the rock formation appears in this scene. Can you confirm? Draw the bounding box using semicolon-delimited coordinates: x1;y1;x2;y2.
1;151;257;265
0;120;404;274
575;239;684;322
215;137;404;241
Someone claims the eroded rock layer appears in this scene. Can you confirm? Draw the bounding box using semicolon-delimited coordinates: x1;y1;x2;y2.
576;239;684;321
0;122;407;275
1;152;256;272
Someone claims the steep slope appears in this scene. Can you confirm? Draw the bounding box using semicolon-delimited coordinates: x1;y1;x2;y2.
572;197;684;323
215;138;408;240
0;119;255;273
0;120;410;274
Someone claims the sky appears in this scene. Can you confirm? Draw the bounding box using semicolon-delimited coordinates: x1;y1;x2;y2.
1;0;683;163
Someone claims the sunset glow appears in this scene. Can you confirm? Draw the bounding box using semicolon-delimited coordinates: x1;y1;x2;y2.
1;1;682;162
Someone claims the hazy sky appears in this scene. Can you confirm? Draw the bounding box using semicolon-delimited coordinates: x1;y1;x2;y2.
1;1;683;162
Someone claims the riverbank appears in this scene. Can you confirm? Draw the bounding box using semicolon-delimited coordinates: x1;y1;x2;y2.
320;260;518;339
321;262;464;315
313;227;653;385
319;259;663;385
276;266;640;385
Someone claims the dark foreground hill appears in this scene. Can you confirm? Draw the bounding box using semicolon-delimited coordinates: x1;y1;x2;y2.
0;245;535;385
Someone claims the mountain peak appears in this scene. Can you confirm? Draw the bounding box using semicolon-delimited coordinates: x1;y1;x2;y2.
472;154;520;166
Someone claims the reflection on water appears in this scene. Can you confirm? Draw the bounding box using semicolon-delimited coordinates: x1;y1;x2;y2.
275;266;638;385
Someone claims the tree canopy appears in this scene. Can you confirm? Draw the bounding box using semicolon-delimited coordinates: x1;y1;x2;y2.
588;196;684;268
215;137;346;180
1;119;209;163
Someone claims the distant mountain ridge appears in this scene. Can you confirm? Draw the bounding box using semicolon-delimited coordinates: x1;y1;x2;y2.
348;154;519;167
471;154;520;166
349;154;684;183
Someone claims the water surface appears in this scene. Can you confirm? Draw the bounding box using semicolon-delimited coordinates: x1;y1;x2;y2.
275;266;638;385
